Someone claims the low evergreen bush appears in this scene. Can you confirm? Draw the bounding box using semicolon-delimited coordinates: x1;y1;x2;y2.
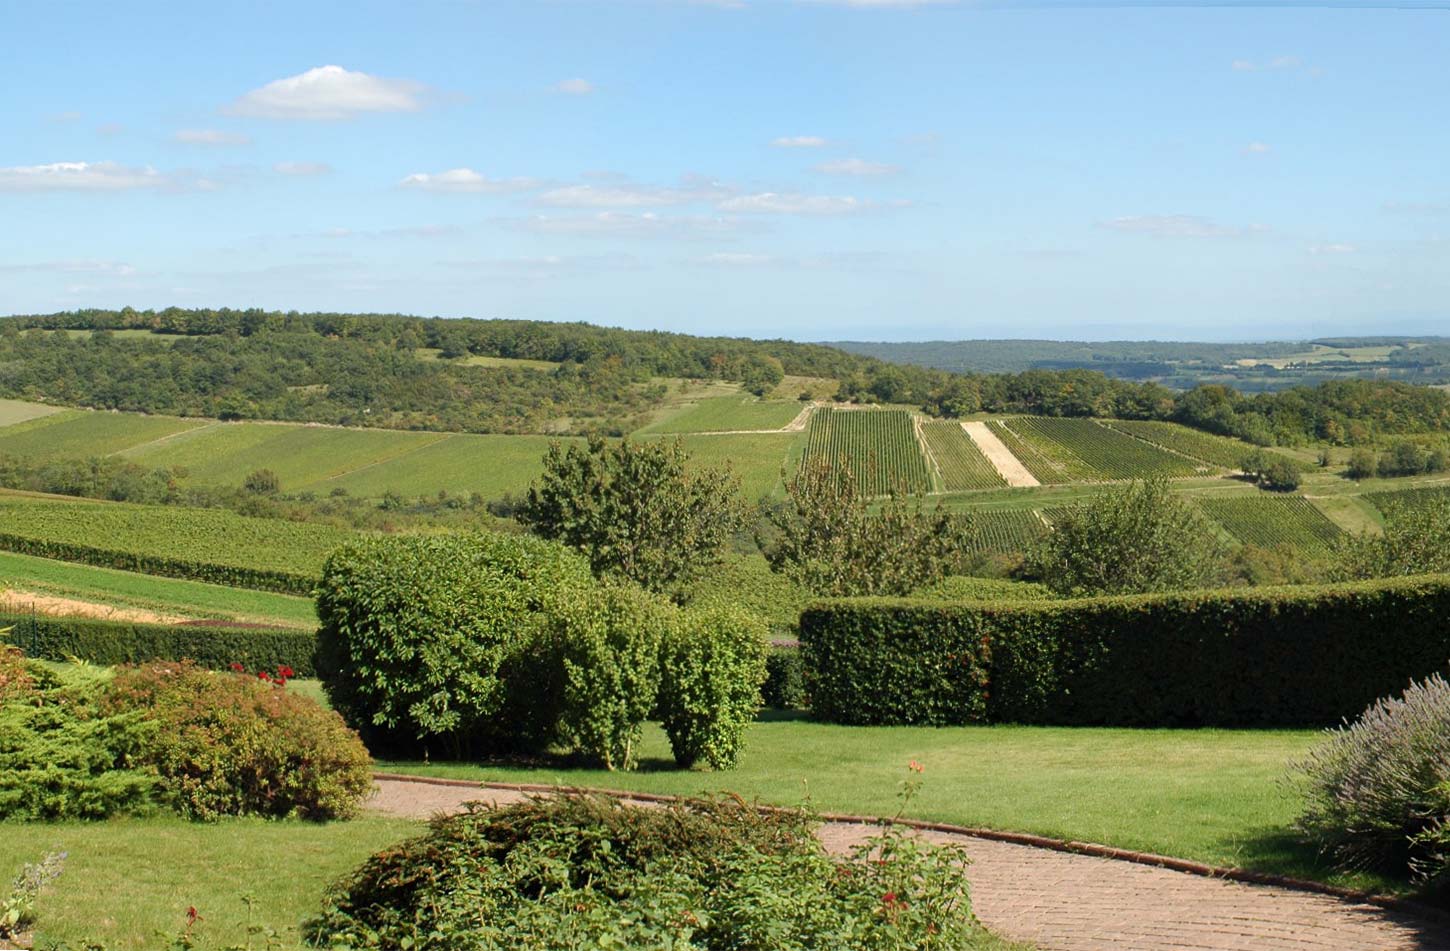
305;794;984;950
658;606;769;769
102;661;372;821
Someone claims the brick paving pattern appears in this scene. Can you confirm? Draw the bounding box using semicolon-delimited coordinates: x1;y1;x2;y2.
369;778;1450;951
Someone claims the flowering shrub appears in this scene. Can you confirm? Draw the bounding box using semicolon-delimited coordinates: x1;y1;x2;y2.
102;661;372;821
306;791;983;950
1295;672;1450;884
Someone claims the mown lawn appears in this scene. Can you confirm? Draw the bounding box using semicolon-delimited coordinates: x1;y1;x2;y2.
0;815;419;950
380;715;1377;891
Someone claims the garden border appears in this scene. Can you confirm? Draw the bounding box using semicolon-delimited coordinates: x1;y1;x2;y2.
371;770;1450;925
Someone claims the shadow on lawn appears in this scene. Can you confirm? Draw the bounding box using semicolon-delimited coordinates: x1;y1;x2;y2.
1227;825;1410;899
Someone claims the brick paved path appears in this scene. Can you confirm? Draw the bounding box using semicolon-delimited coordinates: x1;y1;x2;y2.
369;777;1450;951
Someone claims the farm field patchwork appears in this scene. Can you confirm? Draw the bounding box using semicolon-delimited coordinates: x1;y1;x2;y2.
0;550;317;627
1099;419;1255;470
640;431;804;501
921;420;1007;491
1198;495;1344;554
0;409;208;461
0;494;354;581
1004;417;1200;481
803;407;931;496
635;395;805;434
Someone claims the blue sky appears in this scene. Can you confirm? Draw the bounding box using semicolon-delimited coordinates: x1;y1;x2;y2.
2;0;1446;341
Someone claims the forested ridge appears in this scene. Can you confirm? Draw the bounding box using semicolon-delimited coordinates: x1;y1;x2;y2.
2;308;1449;445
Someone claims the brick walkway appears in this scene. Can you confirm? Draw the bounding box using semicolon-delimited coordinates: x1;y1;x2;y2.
368;778;1450;951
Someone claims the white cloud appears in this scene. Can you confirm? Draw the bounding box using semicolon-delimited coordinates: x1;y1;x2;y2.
814;157;899;176
0;259;136;276
1101;215;1267;238
1310;242;1357;255
174;129;252;146
0;161;169;192
227;65;427;120
555;78;594;95
273;161;333;176
536;179;732;208
515;212;751;239
717;192;869;215
771;135;828;148
1243;142;1272;155
401;168;541;194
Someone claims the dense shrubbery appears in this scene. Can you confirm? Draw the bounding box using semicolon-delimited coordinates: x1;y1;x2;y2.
659;607;769;769
763;645;806;709
800;575;1450;727
101;661;373;821
0;659;156;820
2;611;317;675
1023;478;1226;596
305;794;984;950
314;532;594;757
1336;494;1450;581
1295;673;1450;887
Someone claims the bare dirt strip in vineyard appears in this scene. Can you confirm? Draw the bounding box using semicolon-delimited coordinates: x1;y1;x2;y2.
962;421;1040;487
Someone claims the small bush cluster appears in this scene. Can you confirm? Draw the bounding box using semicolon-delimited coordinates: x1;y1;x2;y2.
1295;672;1450;887
317;532;771;770
305;794;982;951
801;574;1450;727
101;661;373;820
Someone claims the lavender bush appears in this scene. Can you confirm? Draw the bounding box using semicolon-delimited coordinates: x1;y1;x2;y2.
1294;672;1450;885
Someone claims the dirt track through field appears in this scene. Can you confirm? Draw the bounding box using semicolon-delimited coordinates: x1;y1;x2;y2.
368;776;1450;951
0;588;187;624
962;421;1040;487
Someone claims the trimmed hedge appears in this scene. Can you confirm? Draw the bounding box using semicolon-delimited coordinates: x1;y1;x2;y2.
1;612;318;676
0;532;315;595
763;644;806;710
800;575;1450;727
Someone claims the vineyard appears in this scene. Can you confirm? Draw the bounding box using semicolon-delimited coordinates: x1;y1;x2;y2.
803;408;931;496
1098;420;1253;471
0;410;207;461
1197;495;1344;554
1365;484;1450;521
1003;417;1200;481
984;420;1075;485
0;495;354;592
962;508;1049;554
921;421;1007;491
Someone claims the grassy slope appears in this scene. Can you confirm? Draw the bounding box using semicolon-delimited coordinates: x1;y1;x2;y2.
640;431;804;501
0;550;317;627
379;718;1376;891
0;816;418;950
635;395;804;434
0;410;207;460
0;398;63;427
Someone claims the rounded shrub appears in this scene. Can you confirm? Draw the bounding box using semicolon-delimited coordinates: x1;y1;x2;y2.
545;585;676;770
658;606;768;769
102;661;372;821
314;532;592;757
306;794;982;950
1295;671;1450;885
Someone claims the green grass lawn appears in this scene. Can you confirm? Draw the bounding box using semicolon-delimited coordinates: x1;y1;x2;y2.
0;550;317;626
379;716;1381;891
0;815;419;950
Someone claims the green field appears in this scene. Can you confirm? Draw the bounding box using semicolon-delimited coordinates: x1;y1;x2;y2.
414;347;561;371
804;407;931;496
641;431;804;501
0;494;354;578
1100;419;1255;471
0;550;316;626
1004;417;1199;481
921;420;1007;491
0;398;63;427
1365;484;1450;520
1198;495;1344;553
0;410;208;460
636;395;804;434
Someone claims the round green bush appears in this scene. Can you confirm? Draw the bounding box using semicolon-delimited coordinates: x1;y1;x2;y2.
659;606;768;769
102;661;372;820
314;532;592;757
306;794;984;950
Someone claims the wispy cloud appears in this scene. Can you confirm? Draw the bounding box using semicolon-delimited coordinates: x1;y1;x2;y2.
1242;142;1272;155
536;178;733;208
273;161;333;177
814;157;900;176
226;65;429;120
0;161;176;192
174;129;252;146
512;212;753;239
555;78;594;95
1101;214;1268;238
771;135;828;148
1310;242;1357;255
718;192;878;215
401;168;542;194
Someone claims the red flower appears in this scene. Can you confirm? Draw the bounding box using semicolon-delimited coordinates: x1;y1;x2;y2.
228;662;244;673
258;670;272;682
908;760;924;774
277;665;294;679
186;906;201;923
882;892;898;905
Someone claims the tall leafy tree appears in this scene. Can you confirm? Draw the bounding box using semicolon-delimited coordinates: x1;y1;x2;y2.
517;437;747;595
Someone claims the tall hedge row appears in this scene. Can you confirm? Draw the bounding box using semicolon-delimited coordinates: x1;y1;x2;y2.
1;612;318;675
0;532;315;595
800;575;1450;727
